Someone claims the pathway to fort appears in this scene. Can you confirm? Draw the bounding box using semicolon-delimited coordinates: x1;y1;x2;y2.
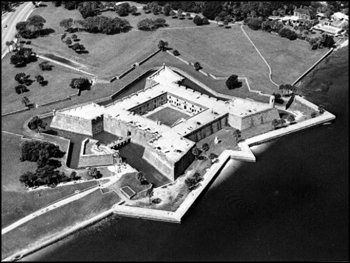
240;24;280;88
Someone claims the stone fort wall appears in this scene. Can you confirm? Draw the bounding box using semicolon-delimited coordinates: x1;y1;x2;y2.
77;138;114;168
185;114;228;142
103;115;158;147
50;112;104;136
240;108;280;131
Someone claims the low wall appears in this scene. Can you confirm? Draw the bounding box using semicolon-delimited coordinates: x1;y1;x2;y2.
166;51;190;65
117;66;135;80
292;47;334;86
245;110;336;146
138;49;162;66
39;97;71;107
110;68;159;101
77;138;114;168
2;107;29;117
4;208;114;262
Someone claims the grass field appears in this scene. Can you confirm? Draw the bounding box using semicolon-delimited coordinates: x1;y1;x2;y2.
2;189;120;259
1;55;84;114
146;106;190;126
1;133;100;228
242;26;328;85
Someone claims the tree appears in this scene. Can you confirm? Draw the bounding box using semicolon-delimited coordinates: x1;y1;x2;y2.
158;40;168;51
287;114;295;123
137;172;146;183
215;16;221;24
72;43;85;53
193;15;202;25
27;15;46;36
226;74;239;89
163;4;171;16
116;3;130;16
202;1;223;20
192;147;200;159
61;33;67;42
15;85;28;94
233;129;242;143
65;38;72;46
5;41;14;52
147;187;153;204
35;75;44;84
202;17;209;25
202;143;209;152
154;18;166;27
39;61;52;71
173;50;180;56
70;77;90;91
194;62;201;71
272;119;279;129
10;53;26;67
59;18;73;32
15;73;27;84
318;105;325;114
22;96;30;107
28;116;47;133
70;171;77;180
209;153;218;160
170;10;176;17
137;18;157;30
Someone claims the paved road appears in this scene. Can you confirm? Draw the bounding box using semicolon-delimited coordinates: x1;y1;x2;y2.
1;2;37;59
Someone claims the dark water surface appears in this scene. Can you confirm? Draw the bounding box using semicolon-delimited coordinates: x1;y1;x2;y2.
22;47;348;261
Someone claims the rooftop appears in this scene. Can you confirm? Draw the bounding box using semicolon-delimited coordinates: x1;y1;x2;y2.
57;65;272;164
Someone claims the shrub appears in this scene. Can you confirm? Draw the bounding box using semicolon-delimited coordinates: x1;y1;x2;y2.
173;50;180;56
193;15;202;25
194;61;201;71
226;74;239;90
209;153;218;160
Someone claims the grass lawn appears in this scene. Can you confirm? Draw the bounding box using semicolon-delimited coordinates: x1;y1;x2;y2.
1;133;100;228
146;106;190;126
242;25;329;85
1;55;84;114
1;189;120;259
117;172;151;195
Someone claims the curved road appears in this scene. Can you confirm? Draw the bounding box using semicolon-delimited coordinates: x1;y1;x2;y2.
1;2;38;59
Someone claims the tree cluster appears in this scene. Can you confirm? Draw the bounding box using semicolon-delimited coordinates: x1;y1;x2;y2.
193;15;209;26
28;116;47;133
185;172;203;191
115;2;138;16
78;2;103;19
158;40;168;51
137;18;166;31
10;47;35;67
15;84;29;94
20;140;65;164
278;27;298;40
15;15;46;39
78;16;131;34
143;2;162;15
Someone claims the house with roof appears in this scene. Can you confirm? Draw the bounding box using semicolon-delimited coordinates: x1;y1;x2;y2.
294;7;316;21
